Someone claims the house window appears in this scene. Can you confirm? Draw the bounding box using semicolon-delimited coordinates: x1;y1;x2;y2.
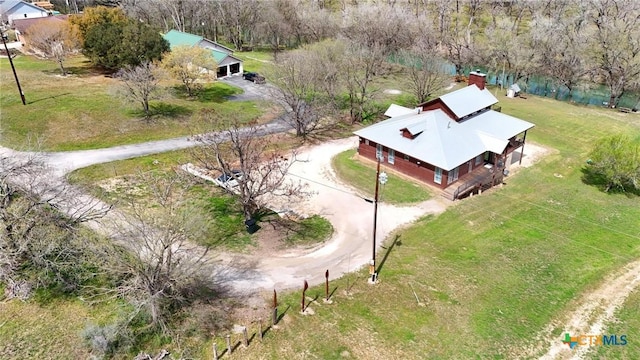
404;154;409;161
388;149;395;164
434;167;442;184
447;167;459;185
376;144;383;160
365;139;369;145
475;155;482;165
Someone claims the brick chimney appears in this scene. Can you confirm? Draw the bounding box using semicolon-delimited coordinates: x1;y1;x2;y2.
468;70;486;90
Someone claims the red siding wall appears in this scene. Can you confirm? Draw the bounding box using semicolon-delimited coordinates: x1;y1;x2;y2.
358;139;449;189
357;138;485;189
420;99;458;121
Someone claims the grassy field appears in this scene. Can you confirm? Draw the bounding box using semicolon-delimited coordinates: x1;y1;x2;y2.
0;297;121;359
226;93;640;359
332;149;432;204
67;148;333;252
592;288;640;359
4;66;640;358
235;50;274;74
0;55;267;151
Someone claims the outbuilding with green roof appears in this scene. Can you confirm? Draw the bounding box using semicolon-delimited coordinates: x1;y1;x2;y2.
162;29;243;78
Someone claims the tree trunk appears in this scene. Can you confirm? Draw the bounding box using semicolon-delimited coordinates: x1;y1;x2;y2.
58;60;66;76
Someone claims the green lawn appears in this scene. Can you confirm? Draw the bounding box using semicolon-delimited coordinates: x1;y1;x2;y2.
232;94;640;359
0;55;265;151
592;288;640;359
0;297;120;359
235;50;274;74
5;61;640;358
68;150;333;252
332;149;432;204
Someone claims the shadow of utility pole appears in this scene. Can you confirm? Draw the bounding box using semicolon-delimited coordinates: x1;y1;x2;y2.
376;234;402;277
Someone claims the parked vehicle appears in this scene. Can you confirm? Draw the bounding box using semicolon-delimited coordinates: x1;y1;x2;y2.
214;170;244;188
243;72;266;84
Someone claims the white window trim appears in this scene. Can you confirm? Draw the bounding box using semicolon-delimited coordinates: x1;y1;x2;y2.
447;167;459;185
388;149;395;164
434;167;442;184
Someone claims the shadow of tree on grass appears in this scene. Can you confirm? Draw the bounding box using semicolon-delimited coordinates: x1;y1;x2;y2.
172;84;240;103
581;166;640;197
127;102;193;119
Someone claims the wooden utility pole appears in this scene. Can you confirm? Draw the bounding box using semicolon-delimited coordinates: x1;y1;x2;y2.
1;33;26;105
301;280;309;312
325;270;330;301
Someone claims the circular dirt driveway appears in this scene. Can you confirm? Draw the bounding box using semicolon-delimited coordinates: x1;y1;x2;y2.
226;137;449;292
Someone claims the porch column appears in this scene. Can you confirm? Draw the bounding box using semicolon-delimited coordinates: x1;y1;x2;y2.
226;65;230;77
519;130;528;165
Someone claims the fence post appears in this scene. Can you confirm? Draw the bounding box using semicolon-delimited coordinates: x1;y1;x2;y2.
272;289;278;326
212;342;218;360
242;326;249;348
226;334;232;355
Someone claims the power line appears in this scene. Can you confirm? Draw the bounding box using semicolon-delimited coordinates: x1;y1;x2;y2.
287;172;373;202
493;191;640;242
462;198;634;262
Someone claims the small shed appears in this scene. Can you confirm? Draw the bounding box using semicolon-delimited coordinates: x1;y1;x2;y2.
507;83;521;98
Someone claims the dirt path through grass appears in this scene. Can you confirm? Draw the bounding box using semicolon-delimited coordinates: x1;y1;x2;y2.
520;259;640;359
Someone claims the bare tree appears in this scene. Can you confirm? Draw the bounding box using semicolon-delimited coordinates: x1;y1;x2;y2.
529;8;589;99
192;114;306;221
25;20;80;75
267;41;341;137
343;42;386;124
97;170;215;331
587;0;640;108
257;2;292;59
216;0;261;50
428;0;480;76
478;17;536;86
341;4;416;56
399;42;451;103
0;151;110;299
115;61;165;119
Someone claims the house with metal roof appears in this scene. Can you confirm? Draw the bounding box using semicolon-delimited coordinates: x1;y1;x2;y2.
11;14;68;43
162;29;243;78
1;0;50;25
354;72;534;200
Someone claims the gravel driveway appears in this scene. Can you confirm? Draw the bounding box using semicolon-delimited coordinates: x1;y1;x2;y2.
229;137;450;291
220;75;278;102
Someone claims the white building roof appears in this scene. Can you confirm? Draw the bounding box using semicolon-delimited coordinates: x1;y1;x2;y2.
354;106;534;171
462;110;534;140
384;104;418;118
439;85;498;118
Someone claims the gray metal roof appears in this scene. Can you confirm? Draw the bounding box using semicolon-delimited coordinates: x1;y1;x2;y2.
462;110;534;140
439;85;498;118
0;0;20;13
384;104;417;117
1;0;48;14
354;107;534;171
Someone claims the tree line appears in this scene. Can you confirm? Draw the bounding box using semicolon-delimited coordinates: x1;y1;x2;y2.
102;0;638;109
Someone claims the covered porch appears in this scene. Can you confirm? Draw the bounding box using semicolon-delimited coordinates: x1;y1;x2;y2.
442;164;503;200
